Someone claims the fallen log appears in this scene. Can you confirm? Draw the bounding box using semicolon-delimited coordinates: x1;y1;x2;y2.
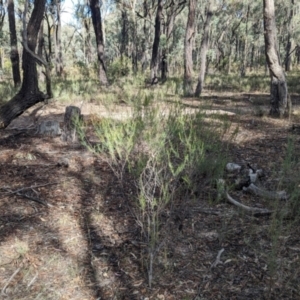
243;183;287;201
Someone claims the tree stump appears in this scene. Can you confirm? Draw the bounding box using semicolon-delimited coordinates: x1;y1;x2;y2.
61;106;82;142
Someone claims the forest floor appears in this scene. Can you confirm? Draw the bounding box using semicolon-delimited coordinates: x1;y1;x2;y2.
1;89;300;300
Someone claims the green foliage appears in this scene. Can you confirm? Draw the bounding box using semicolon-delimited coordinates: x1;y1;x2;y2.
206;73;270;93
0;82;18;104
107;57;131;82
79;88;228;287
51;78;99;101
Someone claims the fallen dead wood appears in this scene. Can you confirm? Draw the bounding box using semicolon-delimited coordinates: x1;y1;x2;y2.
243;183;287;201
1;266;21;296
226;192;272;216
0;182;59;206
211;248;225;269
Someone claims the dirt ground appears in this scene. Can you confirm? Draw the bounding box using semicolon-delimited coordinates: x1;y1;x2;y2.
1;93;300;300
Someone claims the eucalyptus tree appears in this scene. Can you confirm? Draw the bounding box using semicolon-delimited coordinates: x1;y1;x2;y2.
195;1;213;97
0;0;49;128
150;0;163;84
90;0;108;85
0;0;5;76
7;0;21;86
285;0;295;71
263;0;288;117
183;0;195;96
160;0;186;81
115;0;139;73
50;0;64;76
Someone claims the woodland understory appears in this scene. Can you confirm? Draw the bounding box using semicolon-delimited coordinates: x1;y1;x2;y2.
1;0;300;299
1;78;300;299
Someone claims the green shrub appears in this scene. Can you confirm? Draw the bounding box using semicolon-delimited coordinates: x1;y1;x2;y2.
107;57;131;82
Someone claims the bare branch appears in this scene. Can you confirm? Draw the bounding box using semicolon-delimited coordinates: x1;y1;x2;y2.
226;192;272;216
243;183;287;201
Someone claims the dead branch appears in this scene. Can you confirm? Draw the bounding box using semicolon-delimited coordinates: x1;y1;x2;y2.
27;271;38;288
0;182;59;206
211;248;224;269
226;192;272;216
15;191;49;206
243;183;287;201
2;182;59;194
1;267;21;296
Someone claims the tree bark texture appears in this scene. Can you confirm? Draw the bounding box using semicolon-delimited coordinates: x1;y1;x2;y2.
241;4;250;77
285;0;294;72
263;0;288;117
56;0;63;76
161;6;176;81
7;0;21;87
0;0;47;129
84;18;93;65
90;0;108;85
183;0;196;96
120;9;129;58
195;3;213;97
150;0;163;84
141;0;149;72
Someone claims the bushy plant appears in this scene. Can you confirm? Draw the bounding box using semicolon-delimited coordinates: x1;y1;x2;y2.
107;57;131;82
80;91;228;288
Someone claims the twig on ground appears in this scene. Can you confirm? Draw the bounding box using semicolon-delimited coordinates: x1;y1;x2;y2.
16;191;50;206
211;248;225;269
0;182;59;206
193;208;220;216
226;192;272;216
1;267;21;296
27;271;39;289
1;182;59;194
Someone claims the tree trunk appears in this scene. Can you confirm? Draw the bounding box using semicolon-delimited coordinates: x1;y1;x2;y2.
141;0;148;72
263;0;288;117
161;7;176;82
45;14;52;63
285;0;294;72
0;0;48;129
120;9;128;58
195;2;213;97
150;0;163;84
38;20;45;82
56;0;63;76
241;4;250;77
183;0;195;96
50;3;57;73
84;18;93;65
90;0;108;85
7;0;21;87
131;11;138;75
